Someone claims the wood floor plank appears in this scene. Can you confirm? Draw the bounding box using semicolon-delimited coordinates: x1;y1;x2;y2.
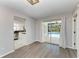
3;42;77;58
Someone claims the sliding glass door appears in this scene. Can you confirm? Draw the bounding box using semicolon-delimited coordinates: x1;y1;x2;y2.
48;21;61;45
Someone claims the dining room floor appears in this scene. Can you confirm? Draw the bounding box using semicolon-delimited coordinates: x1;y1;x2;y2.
3;41;77;58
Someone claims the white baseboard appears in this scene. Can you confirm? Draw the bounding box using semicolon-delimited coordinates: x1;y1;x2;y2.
25;41;36;45
0;50;14;58
66;46;76;50
36;41;76;50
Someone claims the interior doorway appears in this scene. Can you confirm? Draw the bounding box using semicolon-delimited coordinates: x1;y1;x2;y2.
42;20;62;45
13;16;26;49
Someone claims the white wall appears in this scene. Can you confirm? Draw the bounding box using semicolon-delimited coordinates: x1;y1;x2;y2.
0;6;14;57
36;20;42;42
0;6;36;57
25;17;36;45
65;15;74;49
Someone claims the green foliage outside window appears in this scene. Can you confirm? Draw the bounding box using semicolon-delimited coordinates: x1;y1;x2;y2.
48;22;61;32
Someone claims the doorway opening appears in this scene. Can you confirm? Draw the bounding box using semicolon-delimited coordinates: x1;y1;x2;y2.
13;16;26;49
42;20;62;45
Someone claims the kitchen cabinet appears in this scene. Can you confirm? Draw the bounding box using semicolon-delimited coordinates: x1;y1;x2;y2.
14;32;26;49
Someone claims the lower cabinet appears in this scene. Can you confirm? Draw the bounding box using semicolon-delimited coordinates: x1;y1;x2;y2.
14;32;26;49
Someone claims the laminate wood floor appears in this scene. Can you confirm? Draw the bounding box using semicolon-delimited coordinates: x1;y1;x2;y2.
3;42;77;58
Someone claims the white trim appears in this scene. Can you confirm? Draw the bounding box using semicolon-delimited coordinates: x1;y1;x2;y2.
0;50;14;58
66;46;76;49
25;41;36;45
